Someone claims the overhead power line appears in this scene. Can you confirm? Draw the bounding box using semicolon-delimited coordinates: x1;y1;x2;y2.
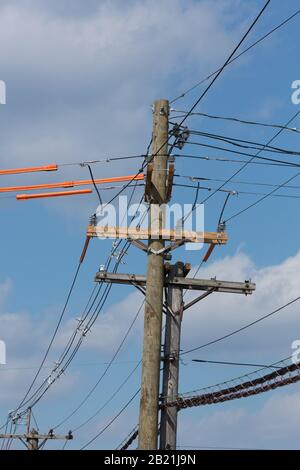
171;0;272;126
80;388;140;450
181;294;300;356
6;178;146;425
73;361;141;433
192;359;281;369
0;174;144;194
225;158;300;222
100;0;272;213
11;262;82;416
180;174;300;191
186;131;300;157
184;140;300;166
170;8;300;103
199;109;300;206
171;110;300;134
119;355;297;450
175;153;300;168
53;300;144;430
166;358;300;411
174;182;300;200
14;191;145;431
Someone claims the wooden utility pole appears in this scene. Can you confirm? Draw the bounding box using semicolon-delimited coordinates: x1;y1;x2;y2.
138;99;169;450
160;261;186;450
88;99;256;450
27;429;39;450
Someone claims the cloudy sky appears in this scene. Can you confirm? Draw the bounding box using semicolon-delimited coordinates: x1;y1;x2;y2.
1;0;300;450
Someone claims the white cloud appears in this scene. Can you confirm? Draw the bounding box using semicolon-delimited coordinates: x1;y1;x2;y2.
0;0;244;175
0;0;251;221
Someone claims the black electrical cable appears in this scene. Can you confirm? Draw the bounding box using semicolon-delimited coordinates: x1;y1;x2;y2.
174;182;300;200
171;110;300;134
73;360;141;433
53;299;144;429
185;141;300;166
80;388;140;450
101;1;272;210
179;174;300;191
181;294;300;356
200;109;300;206
187;131;300;156
171;0;272;127
86;163;103;206
226;167;300;221
170;8;300;103
175;153;300;168
192;359;281;369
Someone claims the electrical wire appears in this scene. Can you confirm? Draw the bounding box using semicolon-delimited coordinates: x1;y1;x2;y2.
170;8;300;103
175;153;300;168
4;230;127;423
73;360;141;433
199;109;300;206
226;165;300;222
192;359;281;369
10;262;82;416
22;158;148;431
170;0;272;127
98;0;272;211
174;182;300;200
53;300;144;429
23;250;128;413
184;140;300;166
171;110;300;134
80;388;140;450
84;164;103;206
2;143;150;443
58;154;145;167
181;294;300;356
10;175;144;418
186;131;300;157
179;174;300;191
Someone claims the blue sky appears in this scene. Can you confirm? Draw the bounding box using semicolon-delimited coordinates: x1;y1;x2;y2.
1;0;300;450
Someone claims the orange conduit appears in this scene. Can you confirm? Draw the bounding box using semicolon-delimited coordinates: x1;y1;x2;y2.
16;189;92;200
0;164;58;175
0;173;144;193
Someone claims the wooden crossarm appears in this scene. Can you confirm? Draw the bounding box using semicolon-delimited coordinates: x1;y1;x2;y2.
86;225;228;245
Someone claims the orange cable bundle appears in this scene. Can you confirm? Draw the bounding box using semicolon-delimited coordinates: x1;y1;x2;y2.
16;189;92;200
0;164;58;175
1;173;144;193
